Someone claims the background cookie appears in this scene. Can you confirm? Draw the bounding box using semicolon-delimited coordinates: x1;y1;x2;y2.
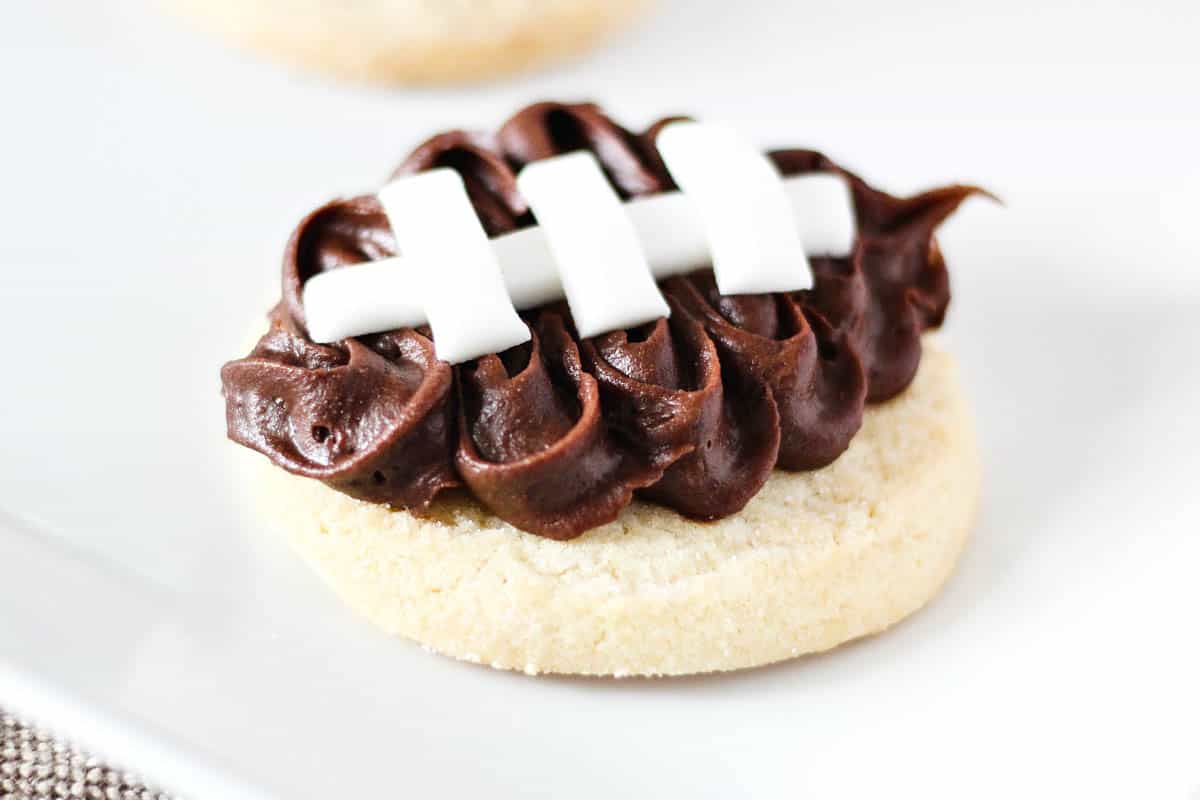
167;0;656;84
241;338;979;677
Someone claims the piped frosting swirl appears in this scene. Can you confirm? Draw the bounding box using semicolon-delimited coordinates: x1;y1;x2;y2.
221;101;981;539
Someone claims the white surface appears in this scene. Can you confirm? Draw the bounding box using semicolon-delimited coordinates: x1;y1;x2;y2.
1;0;1198;798
517;152;669;337
657;121;813;294
376;169;529;362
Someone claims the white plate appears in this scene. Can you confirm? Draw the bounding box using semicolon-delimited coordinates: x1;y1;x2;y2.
2;1;1199;798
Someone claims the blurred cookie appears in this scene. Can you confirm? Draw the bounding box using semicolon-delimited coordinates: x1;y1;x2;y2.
169;0;655;83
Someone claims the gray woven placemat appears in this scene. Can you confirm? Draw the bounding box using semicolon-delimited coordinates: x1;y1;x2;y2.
0;709;174;800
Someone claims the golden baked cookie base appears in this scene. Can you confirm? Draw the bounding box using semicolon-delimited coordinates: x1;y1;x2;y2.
166;0;655;84
243;338;979;676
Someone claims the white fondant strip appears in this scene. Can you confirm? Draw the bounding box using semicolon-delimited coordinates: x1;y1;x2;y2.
655;121;813;296
302;174;857;358
516;152;670;338
785;173;856;257
301;257;422;343
376;168;530;363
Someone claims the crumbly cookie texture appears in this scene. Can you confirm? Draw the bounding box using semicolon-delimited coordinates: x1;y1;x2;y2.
167;0;655;84
244;338;978;676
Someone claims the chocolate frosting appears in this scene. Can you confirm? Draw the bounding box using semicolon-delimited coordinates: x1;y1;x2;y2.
221;101;982;539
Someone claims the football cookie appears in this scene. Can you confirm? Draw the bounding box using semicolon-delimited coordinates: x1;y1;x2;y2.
222;101;984;676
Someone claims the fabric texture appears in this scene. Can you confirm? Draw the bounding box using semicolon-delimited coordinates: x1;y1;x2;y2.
0;710;174;800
